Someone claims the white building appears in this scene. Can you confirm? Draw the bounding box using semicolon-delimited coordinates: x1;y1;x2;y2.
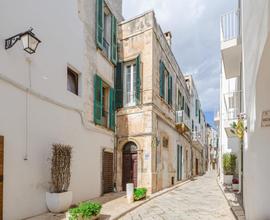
220;0;270;219
0;0;122;219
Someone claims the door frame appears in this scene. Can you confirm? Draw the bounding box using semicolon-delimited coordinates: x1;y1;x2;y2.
177;145;182;181
122;142;138;191
102;149;114;194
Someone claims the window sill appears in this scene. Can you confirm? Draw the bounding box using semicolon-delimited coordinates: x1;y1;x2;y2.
97;48;115;67
159;96;174;111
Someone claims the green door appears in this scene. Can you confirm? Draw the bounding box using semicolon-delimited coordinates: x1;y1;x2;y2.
177;145;182;181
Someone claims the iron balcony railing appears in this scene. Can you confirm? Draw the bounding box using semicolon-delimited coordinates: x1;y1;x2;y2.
175;110;192;130
223;91;241;120
221;9;240;42
192;131;204;146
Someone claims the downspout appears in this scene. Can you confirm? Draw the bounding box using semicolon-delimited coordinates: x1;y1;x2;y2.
24;57;32;161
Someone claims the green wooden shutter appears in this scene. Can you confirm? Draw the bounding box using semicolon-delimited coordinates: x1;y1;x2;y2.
159;61;165;98
94;74;103;125
115;62;123;108
111;15;117;65
96;0;104;49
136;55;141;104
109;88;115;130
168;75;172;106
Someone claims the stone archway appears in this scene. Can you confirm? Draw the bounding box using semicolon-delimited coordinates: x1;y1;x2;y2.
122;142;138;191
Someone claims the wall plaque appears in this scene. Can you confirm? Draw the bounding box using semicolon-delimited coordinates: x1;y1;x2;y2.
261;110;270;127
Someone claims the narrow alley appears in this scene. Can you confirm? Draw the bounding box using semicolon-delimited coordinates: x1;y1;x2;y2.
120;172;235;220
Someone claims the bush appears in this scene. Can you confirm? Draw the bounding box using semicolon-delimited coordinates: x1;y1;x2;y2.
133;188;147;201
69;202;102;220
50;144;72;193
223;153;237;175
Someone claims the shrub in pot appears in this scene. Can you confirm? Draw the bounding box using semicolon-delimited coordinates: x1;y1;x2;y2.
67;202;102;220
46;144;72;213
223;153;236;185
133;188;147;201
232;178;239;191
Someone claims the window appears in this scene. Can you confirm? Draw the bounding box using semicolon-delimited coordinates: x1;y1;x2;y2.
96;0;117;64
115;56;141;109
124;62;137;107
103;5;111;58
67;67;79;95
159;60;172;106
185;103;190;118
177;90;182;110
94;74;115;130
102;84;110;127
228;96;235;109
164;69;169;103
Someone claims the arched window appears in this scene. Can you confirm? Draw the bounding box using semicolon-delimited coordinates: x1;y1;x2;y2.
123;142;137;154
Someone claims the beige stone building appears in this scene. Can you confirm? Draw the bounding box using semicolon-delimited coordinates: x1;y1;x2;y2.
185;75;207;176
114;11;197;194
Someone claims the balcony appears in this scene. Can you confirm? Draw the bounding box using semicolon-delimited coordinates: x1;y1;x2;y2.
192;132;204;149
175;110;191;134
223;90;241;138
220;9;241;79
223;91;241;121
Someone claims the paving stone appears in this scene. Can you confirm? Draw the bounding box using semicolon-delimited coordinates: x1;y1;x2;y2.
119;171;235;220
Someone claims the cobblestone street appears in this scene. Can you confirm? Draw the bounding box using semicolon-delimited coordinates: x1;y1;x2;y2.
120;171;235;220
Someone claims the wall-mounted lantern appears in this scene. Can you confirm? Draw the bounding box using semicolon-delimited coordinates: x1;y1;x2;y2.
5;28;41;54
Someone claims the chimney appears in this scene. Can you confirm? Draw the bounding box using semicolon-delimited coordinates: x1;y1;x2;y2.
164;31;172;47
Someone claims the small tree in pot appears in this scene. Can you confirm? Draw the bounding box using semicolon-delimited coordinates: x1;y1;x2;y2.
46;144;73;213
223;153;237;185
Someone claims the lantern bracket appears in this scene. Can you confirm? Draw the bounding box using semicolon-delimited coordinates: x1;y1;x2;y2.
5;28;41;54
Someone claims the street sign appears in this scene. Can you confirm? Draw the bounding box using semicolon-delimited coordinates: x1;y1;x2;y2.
261;110;270;127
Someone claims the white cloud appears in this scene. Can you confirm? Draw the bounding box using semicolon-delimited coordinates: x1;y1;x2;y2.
123;0;236;113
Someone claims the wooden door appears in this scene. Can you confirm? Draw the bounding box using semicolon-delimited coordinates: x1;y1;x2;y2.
177;145;182;181
122;152;137;191
102;151;114;194
0;136;3;219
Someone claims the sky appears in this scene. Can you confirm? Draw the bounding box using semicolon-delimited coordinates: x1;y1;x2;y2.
123;0;236;126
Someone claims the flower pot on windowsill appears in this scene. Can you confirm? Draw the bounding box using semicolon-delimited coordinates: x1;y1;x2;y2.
46;191;73;213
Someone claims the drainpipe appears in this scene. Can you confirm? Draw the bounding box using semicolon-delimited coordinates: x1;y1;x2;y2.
24;57;32;161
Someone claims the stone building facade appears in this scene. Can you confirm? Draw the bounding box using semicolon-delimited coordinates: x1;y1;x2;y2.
185;75;207;176
115;11;199;194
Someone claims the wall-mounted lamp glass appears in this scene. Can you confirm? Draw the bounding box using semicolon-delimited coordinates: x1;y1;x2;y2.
5;28;41;54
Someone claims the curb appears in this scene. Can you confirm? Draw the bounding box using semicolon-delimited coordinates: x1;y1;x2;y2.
216;178;245;220
112;179;191;220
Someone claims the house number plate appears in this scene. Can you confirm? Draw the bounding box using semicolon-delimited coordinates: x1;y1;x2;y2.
261;110;270;127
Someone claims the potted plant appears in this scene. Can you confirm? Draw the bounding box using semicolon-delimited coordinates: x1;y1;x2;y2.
223;153;237;185
232;178;239;191
133;188;147;201
67;202;102;220
46;144;73;213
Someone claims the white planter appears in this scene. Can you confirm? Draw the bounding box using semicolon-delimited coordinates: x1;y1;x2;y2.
223;175;233;185
46;191;72;213
232;184;239;191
